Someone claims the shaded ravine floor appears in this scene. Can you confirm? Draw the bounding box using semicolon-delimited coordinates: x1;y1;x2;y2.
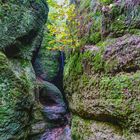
41;124;71;140
37;79;71;140
40;113;71;140
33;50;71;140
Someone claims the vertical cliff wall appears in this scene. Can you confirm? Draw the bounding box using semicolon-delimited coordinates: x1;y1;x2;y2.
0;0;48;139
64;0;140;139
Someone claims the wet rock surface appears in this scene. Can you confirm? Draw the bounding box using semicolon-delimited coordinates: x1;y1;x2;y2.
37;79;68;126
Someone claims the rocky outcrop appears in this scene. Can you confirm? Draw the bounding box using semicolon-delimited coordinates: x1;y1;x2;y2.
0;1;70;140
0;0;62;139
64;0;140;139
0;0;49;139
72;116;126;140
0;52;35;140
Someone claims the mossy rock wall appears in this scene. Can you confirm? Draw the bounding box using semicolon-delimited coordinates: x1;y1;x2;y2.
64;0;140;139
72;115;127;140
0;0;48;139
72;0;140;46
0;52;35;139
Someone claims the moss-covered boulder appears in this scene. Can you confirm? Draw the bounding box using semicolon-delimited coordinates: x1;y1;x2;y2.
0;0;48;139
64;0;140;137
0;0;48;59
0;52;35;139
72;115;126;140
65;34;140;139
64;0;140;139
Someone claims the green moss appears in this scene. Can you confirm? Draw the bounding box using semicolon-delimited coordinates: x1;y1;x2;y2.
129;29;140;35
110;15;127;36
99;0;113;5
92;51;105;72
64;0;140;138
72;116;92;140
65;39;118;77
104;59;118;73
71;115;125;140
64;52;83;78
79;0;90;12
76;0;102;46
0;52;8;71
89;32;101;44
0;51;34;139
64;45;140;131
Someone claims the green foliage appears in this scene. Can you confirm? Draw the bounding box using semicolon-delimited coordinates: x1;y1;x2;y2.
99;0;113;5
72;116;92;140
64;53;83;77
79;0;90;11
45;0;79;51
109;14;126;36
89;32;101;44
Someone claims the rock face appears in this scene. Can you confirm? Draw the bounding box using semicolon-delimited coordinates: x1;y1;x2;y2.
0;52;35;140
64;0;140;139
0;0;49;139
0;1;70;140
33;46;64;91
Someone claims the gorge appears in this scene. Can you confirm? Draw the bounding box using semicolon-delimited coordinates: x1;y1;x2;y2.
0;0;140;140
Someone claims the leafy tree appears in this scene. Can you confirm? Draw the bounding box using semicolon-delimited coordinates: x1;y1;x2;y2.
45;0;79;51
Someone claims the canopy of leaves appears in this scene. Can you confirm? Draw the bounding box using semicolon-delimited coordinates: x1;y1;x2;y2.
45;0;79;51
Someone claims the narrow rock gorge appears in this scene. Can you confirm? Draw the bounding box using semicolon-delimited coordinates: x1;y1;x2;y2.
0;0;70;139
1;0;140;140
